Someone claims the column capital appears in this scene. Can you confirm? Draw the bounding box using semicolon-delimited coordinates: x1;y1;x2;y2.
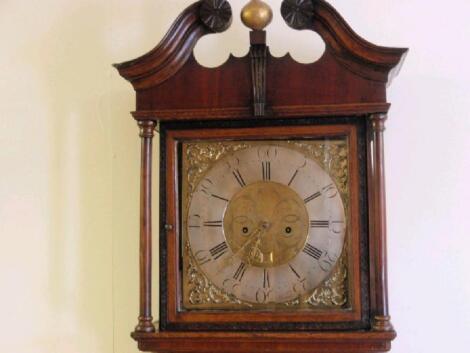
369;114;388;132
138;120;157;138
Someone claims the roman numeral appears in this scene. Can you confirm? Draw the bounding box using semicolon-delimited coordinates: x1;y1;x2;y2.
233;262;247;282
303;243;323;260
289;263;301;279
310;220;329;228
211;194;229;202
263;269;270;288
288;169;299;186
232;169;246;187
262;161;271;181
188;214;201;228
198;257;211;266
322;183;338;198
209;242;228;260
304;191;321;204
200;178;212;192
194;250;211;266
203;220;223;227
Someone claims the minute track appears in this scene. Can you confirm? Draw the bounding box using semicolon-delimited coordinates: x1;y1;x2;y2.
232;169;246;187
304;191;321;203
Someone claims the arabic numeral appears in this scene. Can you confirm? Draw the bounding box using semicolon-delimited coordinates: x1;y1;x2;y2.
319;252;339;272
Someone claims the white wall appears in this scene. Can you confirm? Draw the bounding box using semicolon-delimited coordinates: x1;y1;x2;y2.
0;1;468;353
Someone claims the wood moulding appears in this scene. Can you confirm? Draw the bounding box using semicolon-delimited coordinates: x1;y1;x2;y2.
161;124;364;330
281;0;408;84
131;103;391;121
114;0;233;90
132;331;397;353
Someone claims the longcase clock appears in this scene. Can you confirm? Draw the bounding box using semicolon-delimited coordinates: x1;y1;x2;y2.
114;0;407;352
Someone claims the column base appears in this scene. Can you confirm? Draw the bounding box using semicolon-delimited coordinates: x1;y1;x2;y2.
372;315;394;331
135;317;156;333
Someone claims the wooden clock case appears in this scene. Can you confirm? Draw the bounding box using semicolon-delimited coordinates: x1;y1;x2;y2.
114;0;407;352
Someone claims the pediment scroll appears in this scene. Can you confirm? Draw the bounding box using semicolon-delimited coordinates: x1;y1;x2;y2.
281;0;408;84
114;0;234;90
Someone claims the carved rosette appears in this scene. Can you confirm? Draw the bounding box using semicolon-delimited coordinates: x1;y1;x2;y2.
281;0;316;30
199;0;233;33
183;140;349;309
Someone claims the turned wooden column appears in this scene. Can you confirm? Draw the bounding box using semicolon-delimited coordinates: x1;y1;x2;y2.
368;114;393;331
135;120;157;333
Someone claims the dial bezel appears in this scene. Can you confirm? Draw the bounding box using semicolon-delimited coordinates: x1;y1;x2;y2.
160;119;368;331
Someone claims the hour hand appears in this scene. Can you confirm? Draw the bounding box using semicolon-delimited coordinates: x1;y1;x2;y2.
215;226;265;273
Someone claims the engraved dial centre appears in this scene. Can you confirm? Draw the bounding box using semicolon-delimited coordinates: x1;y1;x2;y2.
223;181;309;267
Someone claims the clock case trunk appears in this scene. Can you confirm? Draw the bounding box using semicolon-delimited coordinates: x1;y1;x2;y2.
114;1;407;352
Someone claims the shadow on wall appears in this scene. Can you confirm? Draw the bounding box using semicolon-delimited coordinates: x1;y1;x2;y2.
25;0;176;351
35;3;117;352
15;1;162;352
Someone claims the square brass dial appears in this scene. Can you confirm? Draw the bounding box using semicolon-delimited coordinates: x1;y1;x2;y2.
180;138;351;311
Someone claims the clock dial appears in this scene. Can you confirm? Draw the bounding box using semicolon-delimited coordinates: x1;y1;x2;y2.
187;145;346;304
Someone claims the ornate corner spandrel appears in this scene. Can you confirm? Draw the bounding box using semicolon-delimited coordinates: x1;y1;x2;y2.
185;142;251;195
307;253;348;307
185;242;250;307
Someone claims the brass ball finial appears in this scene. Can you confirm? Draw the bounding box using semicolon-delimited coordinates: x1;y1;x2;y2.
241;0;273;31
